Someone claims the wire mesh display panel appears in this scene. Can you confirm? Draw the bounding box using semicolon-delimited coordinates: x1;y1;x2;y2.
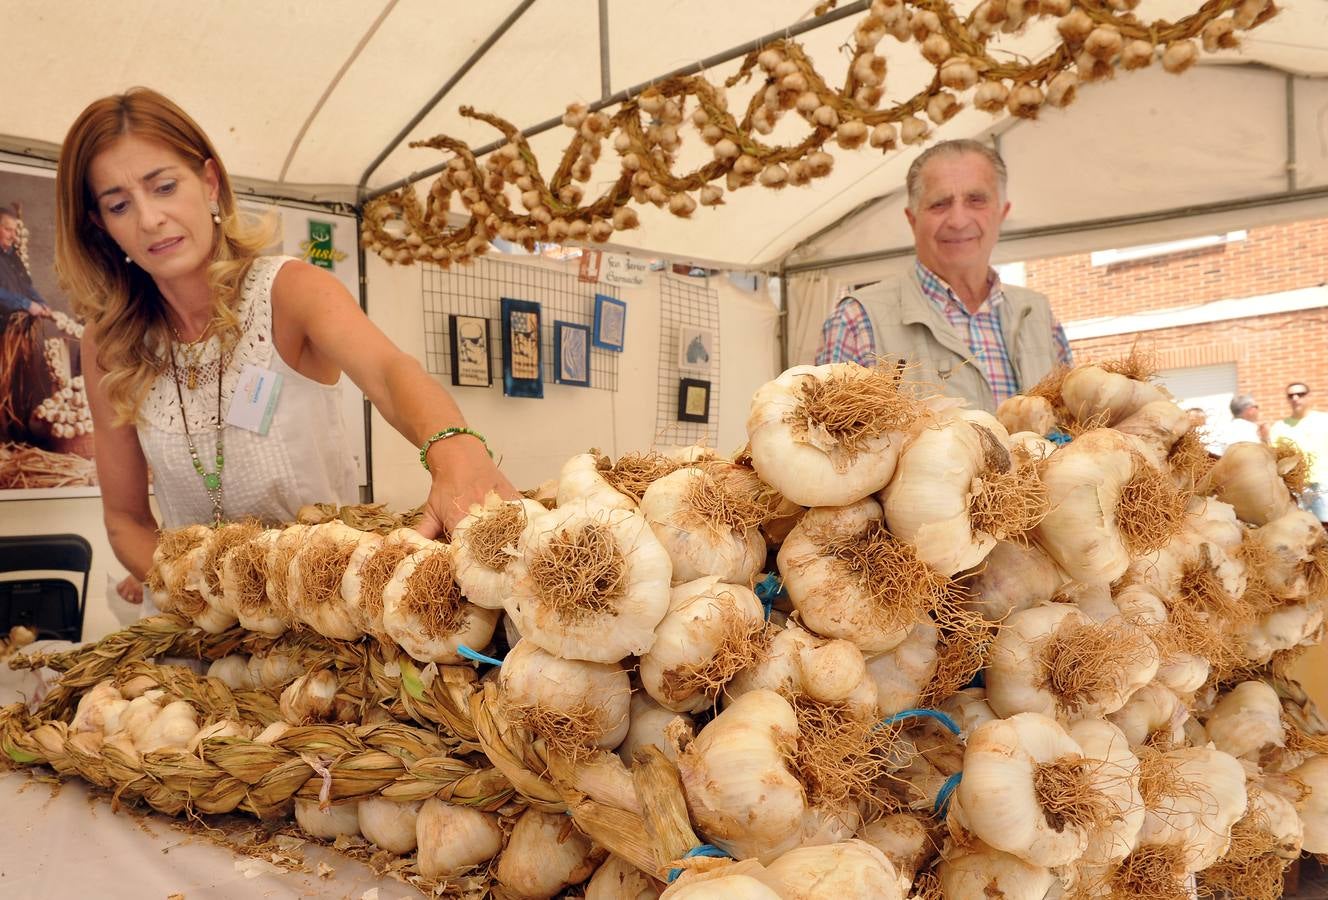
420;257;620;392
657;274;720;449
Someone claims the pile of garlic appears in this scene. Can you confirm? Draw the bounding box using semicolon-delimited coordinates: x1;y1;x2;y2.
101;358;1328;898
34;336;93;440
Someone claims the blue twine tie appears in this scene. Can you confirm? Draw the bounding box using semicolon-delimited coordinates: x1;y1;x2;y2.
666;844;732;883
1045;428;1073;446
456;645;504;667
934;772;962;817
754;572;784;620
877;708;962;736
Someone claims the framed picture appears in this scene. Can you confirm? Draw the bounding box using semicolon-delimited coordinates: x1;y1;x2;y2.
553;321;591;387
500;297;543;399
447;314;492;387
592;293;626;351
677;325;715;372
677;378;712;424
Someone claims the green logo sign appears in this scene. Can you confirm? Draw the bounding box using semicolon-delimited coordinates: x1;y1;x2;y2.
300;219;346;270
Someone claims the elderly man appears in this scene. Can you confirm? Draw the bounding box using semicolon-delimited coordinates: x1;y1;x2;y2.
1207;394;1267;455
0;206;52;319
1271;382;1328;524
815;140;1070;411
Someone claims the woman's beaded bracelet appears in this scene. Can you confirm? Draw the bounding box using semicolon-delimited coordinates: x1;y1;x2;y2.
419;426;492;470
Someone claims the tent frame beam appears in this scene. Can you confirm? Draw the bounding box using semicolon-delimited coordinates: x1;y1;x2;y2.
360;0;872;204
780;184;1328;276
357;0;538;196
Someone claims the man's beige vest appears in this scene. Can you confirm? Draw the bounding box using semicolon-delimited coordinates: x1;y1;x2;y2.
849;268;1058;412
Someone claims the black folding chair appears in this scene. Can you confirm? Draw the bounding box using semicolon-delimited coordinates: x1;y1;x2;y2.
0;533;92;642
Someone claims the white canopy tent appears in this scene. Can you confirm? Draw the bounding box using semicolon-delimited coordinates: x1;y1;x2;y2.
4;0;1328;339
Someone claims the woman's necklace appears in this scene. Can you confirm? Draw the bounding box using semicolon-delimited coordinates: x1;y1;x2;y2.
169;345;226;527
170;325;207;390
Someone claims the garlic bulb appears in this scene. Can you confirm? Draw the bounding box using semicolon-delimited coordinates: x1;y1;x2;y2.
1290;755;1328;853
186;718;254;753
676;690;806;861
225;529;285;636
1060;364;1166;426
381;544;500;664
1204;442;1297;525
778;498;925;653
882;410;1042;576
1034;428;1186;585
938;686;998;737
957;712;1107;867
1108;682;1188;748
499;639;631;754
1248;508;1326;600
287;523;370;641
1137;746;1247;870
985;603;1157;721
617;691;692;766
765;839;904;899
639;467;766;585
357;798;421;853
558;452;637;513
71;680;128;735
1065;717;1144;869
726;619;877;718
181;544;238;633
996;394;1056;436
279;670;339;723
659;860;783;899
206;655;256;691
864;621;938;717
344;527;433;644
495;808;601;898
135;699;200;753
959;539;1063;622
1203;681;1285;761
295;798;361;840
505;500;672;663
197;520;262;620
247;651;304;691
584;854;663;900
854;813;933;886
1114;399;1191;468
747;364;915;508
415;798;503;877
938;840;1056;900
639;576;766;713
265;523;311;619
452;494;548;610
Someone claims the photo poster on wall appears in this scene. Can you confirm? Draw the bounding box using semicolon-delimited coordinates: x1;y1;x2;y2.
279;208;369;491
501;297;544;398
0;160;100;500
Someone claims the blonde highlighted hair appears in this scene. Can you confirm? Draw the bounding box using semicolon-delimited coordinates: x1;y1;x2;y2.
55;87;274;424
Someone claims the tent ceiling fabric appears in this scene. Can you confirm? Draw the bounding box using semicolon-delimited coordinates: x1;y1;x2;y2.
4;1;1327;270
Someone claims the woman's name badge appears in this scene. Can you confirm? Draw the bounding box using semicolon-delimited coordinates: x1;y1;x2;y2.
225;364;283;435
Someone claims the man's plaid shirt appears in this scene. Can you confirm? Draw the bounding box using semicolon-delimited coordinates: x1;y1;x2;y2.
815;261;1072;404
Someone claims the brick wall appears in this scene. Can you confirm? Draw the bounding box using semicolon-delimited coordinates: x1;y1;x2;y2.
1025;217;1328;322
1022;216;1328;418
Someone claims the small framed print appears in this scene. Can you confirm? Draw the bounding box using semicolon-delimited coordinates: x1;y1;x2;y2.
592;293;626;351
677;325;715;372
448;314;492;387
677;378;712;424
553;321;591;387
500;297;543;399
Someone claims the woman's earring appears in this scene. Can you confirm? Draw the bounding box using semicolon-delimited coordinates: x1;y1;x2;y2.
209;201;222;225
125;254;132;264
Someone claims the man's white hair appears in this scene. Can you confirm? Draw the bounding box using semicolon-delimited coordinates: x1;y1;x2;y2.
905;140;1008;211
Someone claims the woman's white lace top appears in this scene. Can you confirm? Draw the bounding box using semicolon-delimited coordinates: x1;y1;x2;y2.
136;256;359;529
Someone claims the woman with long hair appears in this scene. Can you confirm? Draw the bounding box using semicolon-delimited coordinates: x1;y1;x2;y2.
56;87;515;601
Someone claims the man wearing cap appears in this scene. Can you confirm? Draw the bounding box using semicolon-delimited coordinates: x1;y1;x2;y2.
1270;382;1328;524
1207;394;1266;456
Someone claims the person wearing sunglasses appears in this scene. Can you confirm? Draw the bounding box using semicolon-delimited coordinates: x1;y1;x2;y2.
1270;382;1328;524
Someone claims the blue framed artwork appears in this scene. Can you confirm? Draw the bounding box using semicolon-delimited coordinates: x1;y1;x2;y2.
554;321;591;387
500;297;543;399
592;294;626;352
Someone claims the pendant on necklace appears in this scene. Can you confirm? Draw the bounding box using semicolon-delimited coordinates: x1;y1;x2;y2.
187;366;198;391
204;472;221;491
